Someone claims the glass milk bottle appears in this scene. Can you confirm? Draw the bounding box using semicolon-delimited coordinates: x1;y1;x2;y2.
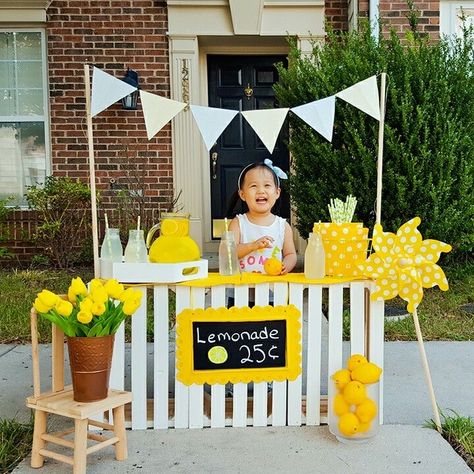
100;228;123;262
219;230;240;276
124;229;148;263
304;232;326;279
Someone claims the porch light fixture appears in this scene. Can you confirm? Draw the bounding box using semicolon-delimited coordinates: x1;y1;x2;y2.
121;68;139;110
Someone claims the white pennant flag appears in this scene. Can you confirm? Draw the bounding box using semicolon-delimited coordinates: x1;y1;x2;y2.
335;75;380;121
291;96;336;142
140;90;187;140
241;108;289;154
190;105;238;151
90;67;137;117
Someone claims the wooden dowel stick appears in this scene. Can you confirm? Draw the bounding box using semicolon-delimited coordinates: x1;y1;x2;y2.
412;307;442;433
375;72;387;225
84;64;100;277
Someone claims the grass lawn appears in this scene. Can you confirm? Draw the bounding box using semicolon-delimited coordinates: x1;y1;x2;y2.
384;262;474;341
0;417;33;473
426;411;474;471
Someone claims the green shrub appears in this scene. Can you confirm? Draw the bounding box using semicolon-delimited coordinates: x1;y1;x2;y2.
275;21;474;256
25;176;92;269
0;197;14;262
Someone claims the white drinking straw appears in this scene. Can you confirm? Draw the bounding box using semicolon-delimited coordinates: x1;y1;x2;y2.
137;216;141;231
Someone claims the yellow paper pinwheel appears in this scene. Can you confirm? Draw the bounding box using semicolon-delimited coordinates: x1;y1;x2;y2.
359;217;452;313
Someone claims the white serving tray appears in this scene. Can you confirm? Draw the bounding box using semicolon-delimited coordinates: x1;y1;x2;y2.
99;258;208;284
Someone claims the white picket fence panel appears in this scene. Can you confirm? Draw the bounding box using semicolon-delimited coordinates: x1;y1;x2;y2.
109;281;384;430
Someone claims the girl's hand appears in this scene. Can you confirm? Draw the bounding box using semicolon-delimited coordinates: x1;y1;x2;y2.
254;236;274;250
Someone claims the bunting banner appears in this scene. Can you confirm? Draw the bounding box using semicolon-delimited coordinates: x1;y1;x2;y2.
88;67;382;149
190;105;239;151
335;75;380;121
140;90;187;140
90;67;137;118
241;108;290;154
291;95;336;142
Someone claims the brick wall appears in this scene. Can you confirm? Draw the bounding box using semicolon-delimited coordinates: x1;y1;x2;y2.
358;0;440;39
1;210;39;265
325;0;349;32
46;0;173;219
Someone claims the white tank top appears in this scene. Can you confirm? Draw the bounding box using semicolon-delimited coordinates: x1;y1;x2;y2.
236;213;286;274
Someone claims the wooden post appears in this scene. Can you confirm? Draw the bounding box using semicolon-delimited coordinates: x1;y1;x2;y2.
84;64;100;277
412;308;442;432
375;72;387;225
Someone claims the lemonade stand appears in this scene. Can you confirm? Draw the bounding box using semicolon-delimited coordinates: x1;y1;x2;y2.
84;68;448;439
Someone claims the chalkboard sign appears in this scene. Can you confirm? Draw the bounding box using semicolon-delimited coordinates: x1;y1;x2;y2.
176;305;301;386
193;320;286;370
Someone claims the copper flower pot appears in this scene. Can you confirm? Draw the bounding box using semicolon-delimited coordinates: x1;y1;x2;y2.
67;334;115;402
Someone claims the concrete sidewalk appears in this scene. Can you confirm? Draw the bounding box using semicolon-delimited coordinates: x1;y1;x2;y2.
12;425;473;473
2;341;473;473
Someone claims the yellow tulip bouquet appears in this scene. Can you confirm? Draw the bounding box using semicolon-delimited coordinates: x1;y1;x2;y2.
33;277;143;337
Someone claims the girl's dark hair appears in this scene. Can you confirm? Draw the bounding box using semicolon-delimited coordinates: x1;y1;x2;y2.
225;162;282;218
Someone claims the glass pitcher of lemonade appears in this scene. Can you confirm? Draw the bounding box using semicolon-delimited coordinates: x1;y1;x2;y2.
146;212;201;263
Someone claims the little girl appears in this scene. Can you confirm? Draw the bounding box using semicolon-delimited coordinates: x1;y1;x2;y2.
228;159;297;275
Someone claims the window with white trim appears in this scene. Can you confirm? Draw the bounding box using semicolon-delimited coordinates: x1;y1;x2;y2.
0;30;50;206
440;2;474;37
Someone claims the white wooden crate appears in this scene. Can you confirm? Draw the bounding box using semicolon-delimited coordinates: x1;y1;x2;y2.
109;279;384;430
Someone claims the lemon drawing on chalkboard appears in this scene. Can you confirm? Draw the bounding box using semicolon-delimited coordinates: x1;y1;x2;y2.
208;345;228;365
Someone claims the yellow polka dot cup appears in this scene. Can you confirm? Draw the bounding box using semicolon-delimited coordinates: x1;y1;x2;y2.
313;222;369;277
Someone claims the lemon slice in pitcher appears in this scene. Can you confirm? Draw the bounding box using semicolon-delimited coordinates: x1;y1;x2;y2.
160;219;179;236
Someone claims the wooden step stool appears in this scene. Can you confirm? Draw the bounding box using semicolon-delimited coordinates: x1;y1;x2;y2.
26;308;133;474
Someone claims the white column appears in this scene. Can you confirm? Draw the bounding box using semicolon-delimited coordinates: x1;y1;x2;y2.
169;36;204;250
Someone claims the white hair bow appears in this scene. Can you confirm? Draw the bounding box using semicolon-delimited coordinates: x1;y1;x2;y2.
264;159;288;180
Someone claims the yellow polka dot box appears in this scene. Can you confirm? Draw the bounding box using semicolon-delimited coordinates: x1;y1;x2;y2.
313;222;369;277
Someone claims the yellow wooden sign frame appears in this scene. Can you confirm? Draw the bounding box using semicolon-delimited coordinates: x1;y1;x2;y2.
176;305;302;386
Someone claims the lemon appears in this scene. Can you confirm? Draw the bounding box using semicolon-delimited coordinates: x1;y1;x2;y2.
338;412;360;437
347;354;368;372
357;421;371;433
264;257;282;276
342;381;367;405
333;393;350;416
208;345;228;364
355;398;378;423
331;369;352;391
351;362;382;384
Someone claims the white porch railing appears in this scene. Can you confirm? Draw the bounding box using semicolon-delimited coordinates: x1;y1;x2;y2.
109;279;384;430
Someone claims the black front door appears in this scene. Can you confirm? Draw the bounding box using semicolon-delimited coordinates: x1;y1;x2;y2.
207;55;290;239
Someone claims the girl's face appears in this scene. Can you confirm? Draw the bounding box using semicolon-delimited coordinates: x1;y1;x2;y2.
238;166;280;214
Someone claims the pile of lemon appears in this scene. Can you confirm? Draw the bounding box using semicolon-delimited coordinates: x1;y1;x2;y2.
331;354;382;437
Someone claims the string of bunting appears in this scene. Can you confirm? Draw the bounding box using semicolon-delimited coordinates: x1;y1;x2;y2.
90;66;381;154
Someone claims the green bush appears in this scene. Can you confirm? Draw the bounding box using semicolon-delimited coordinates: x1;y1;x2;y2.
0;197;14;261
275;21;474;256
26;176;92;269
